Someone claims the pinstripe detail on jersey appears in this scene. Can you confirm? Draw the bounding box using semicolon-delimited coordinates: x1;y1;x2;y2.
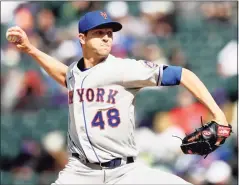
81;75;102;164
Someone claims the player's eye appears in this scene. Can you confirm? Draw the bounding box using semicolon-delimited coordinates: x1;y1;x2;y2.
107;31;113;37
95;31;104;35
94;30;112;38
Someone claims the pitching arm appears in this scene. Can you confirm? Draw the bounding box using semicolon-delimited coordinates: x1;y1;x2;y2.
6;26;68;88
28;47;68;87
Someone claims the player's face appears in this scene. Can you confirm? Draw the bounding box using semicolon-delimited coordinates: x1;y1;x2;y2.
81;28;113;58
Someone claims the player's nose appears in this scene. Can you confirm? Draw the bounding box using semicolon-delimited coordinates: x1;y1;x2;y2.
102;34;109;42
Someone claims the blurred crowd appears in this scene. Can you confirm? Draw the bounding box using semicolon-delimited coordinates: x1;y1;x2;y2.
0;1;238;185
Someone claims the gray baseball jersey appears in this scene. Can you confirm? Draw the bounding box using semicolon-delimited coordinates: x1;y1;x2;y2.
65;54;164;163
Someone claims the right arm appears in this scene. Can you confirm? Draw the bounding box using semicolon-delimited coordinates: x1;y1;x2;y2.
6;26;68;87
27;46;68;87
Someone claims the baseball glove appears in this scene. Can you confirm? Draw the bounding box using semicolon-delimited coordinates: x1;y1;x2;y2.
177;118;232;158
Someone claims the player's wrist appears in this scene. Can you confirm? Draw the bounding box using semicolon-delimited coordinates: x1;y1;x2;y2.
212;113;228;126
26;44;37;55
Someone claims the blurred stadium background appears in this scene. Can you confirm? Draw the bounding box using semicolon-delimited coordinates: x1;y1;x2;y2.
0;1;238;185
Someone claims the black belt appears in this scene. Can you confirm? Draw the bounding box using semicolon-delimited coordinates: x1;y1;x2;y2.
72;153;134;168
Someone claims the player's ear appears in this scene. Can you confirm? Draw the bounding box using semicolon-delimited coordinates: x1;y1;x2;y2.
78;33;86;45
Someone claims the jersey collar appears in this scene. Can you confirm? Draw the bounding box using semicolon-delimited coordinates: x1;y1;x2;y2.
75;54;112;73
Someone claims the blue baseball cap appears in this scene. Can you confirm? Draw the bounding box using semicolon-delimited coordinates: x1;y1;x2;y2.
78;10;122;33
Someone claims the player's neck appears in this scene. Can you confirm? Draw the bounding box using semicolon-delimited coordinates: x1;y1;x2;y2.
83;58;100;68
83;54;106;68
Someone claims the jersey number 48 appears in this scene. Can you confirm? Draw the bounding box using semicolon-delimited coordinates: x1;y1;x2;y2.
91;108;120;129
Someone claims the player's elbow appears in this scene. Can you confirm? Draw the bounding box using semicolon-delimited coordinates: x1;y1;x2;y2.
180;68;197;84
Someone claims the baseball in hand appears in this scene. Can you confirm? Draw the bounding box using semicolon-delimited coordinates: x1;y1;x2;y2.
5;26;32;52
6;33;20;43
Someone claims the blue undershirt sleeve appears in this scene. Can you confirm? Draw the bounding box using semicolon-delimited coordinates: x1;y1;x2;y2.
161;66;182;86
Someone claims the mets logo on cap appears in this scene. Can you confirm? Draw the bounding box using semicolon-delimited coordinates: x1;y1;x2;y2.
100;12;108;19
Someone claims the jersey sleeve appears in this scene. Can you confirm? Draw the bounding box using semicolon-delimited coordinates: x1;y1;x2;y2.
65;61;77;89
121;59;165;88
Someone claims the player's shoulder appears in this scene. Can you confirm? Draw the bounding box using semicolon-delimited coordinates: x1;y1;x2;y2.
68;61;78;70
66;61;78;78
106;54;125;62
108;54;161;69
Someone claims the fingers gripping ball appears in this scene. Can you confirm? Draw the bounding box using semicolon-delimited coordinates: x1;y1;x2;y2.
6;33;20;43
5;26;30;52
6;35;17;42
6;26;23;43
180;120;232;158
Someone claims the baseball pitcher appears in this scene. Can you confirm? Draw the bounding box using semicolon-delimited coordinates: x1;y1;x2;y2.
6;10;232;184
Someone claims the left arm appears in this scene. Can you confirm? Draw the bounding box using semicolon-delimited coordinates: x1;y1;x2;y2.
161;66;228;126
180;68;228;126
121;59;228;126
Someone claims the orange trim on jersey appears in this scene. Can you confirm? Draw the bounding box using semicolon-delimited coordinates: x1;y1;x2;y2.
91;111;105;130
76;88;84;102
86;88;94;102
91;108;121;130
107;108;121;128
68;90;74;104
107;89;118;104
96;88;105;102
